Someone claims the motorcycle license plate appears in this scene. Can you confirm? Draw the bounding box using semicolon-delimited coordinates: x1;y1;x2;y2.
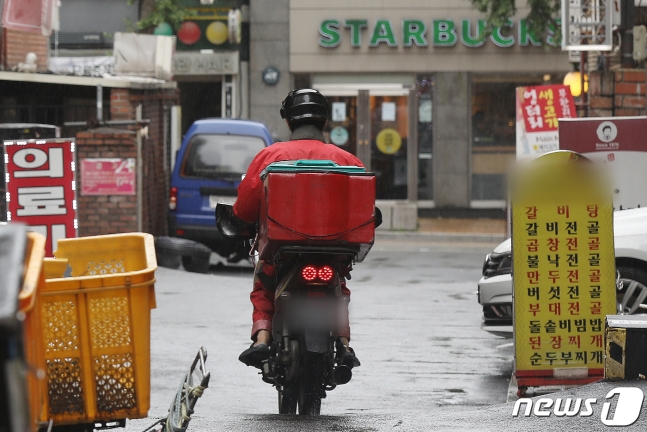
209;195;236;208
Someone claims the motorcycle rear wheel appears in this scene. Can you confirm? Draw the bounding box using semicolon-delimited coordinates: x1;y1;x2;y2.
278;384;298;414
278;340;300;415
298;352;324;416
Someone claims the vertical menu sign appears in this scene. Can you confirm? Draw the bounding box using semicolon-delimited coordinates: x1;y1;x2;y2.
4;139;77;256
512;151;615;388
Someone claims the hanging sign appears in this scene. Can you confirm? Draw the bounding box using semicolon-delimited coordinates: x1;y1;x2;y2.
4;139;77;256
511;151;615;392
516;85;576;160
559;116;647;211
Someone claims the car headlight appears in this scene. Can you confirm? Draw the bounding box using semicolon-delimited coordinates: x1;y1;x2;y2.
482;252;512;278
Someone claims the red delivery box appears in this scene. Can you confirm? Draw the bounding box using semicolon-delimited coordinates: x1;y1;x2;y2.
257;160;377;262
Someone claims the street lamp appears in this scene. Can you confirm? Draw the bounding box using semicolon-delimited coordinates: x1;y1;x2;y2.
563;71;588;98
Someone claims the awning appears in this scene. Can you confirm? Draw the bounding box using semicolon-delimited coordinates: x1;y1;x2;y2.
0;71;176;89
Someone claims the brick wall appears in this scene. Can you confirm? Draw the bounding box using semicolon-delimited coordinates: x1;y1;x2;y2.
76;129;138;237
110;88;136;120
614;70;646;116
108;87;180;236
589;69;647;117
74;87;181;238
3;29;48;71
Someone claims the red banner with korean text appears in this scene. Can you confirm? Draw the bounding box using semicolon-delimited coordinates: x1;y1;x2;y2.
516;85;576;160
511;151;615;393
4;139;77;256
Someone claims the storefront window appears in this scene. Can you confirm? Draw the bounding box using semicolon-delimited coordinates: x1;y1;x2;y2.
471;75;546;202
370;95;408;199
322;96;357;157
417;76;433;201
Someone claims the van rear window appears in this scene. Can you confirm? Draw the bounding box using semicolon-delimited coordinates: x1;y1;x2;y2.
181;134;265;180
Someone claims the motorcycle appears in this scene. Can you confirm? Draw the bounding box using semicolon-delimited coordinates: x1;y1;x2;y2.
215;161;380;416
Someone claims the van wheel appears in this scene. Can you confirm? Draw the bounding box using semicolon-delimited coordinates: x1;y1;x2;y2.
182;254;210;273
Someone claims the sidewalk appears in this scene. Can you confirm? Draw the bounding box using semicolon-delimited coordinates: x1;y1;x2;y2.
376;217;509;244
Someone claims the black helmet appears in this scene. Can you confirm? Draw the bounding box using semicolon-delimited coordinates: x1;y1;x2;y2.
280;88;329;131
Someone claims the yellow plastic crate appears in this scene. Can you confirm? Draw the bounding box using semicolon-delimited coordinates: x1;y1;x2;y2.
40;233;157;426
42;258;68;280
18;232;47;432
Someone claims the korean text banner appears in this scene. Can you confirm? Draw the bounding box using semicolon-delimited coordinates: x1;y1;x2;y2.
4;139;77;256
511;151;615;384
516;85;576;160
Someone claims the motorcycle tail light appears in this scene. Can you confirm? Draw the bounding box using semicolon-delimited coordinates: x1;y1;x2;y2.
169;187;178;210
302;265;318;281
301;265;334;283
318;265;334;282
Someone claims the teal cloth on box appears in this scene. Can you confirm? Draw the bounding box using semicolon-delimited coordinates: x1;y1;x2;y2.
260;160;367;180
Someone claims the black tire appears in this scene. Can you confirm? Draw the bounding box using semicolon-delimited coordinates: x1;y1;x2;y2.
155;236;213;270
617;266;647;314
298;352;324;416
155;236;205;255
278;383;298;414
182;254;211;273
278;340;300;415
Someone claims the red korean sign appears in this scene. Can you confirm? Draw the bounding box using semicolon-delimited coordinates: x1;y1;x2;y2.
520;85;576;132
81;158;136;196
516;85;576;159
4;139;77;256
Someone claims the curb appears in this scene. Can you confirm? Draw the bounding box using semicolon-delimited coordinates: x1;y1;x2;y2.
375;230;507;244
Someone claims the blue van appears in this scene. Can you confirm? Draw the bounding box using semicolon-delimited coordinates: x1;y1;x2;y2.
168;119;273;263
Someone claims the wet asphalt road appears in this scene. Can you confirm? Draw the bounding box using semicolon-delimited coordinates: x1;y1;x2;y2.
122;238;521;431
120;238;647;430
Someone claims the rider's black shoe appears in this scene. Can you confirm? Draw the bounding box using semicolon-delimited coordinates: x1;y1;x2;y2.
339;347;361;368
239;343;270;369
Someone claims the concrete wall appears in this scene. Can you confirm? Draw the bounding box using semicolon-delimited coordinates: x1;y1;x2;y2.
433;72;471;207
249;0;292;142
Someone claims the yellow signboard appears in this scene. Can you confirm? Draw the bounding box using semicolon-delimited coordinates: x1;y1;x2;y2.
511;151;615;380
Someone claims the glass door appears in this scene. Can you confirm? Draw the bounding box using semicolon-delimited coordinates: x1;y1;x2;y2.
319;87;411;201
322;96;357;156
369;95;408;199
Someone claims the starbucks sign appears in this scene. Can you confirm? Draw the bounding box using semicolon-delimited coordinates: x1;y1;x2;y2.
319;18;560;49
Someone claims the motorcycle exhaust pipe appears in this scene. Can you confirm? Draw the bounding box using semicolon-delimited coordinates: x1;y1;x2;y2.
333;365;352;385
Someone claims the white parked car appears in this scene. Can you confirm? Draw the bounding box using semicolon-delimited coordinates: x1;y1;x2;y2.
478;207;647;338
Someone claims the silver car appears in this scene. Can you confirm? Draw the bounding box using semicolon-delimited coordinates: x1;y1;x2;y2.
478;207;647;338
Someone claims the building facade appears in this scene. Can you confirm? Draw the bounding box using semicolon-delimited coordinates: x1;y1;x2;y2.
250;0;572;218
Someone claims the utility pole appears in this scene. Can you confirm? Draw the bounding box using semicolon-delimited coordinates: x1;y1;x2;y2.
621;0;636;68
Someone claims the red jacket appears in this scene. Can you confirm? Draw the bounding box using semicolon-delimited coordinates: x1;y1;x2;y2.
233;139;364;223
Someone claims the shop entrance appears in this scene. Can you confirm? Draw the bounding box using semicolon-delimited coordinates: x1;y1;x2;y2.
318;86;411;200
177;81;222;134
